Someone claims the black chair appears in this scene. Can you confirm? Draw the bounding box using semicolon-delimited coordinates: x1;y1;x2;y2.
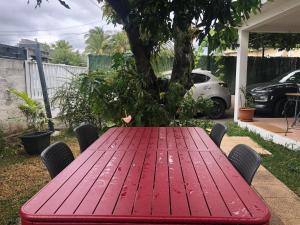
74;123;99;153
228;144;261;185
41;142;74;179
209;123;227;147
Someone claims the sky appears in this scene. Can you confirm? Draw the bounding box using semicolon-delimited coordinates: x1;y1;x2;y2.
0;0;122;51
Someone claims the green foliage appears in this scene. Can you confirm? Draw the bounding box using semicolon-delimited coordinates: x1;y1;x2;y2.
249;33;300;51
208;29;300;55
80;53;170;126
212;54;225;81
84;27;110;55
33;0;262;103
84;27;129;56
50;40;86;66
165;82;186;118
9;89;48;131
240;86;255;108
51;76;103;129
54;53;213;127
170;119;214;132
105;0;259;51
177;93;213;121
151;45;174;76
104;31;130;54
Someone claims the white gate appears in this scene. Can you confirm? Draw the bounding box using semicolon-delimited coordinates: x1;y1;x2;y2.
25;61;87;99
25;61;87;116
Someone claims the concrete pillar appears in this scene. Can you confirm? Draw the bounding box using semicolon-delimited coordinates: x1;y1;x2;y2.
234;30;249;122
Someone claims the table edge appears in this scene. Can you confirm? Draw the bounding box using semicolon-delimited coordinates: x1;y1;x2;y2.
20;207;271;224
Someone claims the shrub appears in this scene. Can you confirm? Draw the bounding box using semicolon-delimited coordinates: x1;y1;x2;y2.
53;53;213;128
9;89;48;131
52;74;103;129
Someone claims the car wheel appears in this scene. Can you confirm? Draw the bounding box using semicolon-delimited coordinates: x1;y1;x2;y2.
273;98;287;117
209;98;226;119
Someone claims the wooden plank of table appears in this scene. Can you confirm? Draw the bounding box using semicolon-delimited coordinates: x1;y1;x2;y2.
158;127;167;149
195;128;219;151
151;151;170;216
178;151;210;216
173;127;187;149
107;127;132;150
74;151;126;214
96;128;125;150
55;151;115;214
189;151;230;217
37;150;108;214
94;151;136;214
113;151;147;215
132;151;157;215
138;127;152;150
168;151;190;216
166;127;177;149
111;127;137;150
180;127;198;149
22;149;98;214
87;128;118;150
187;127;208;150
130;127;146;149
148;127;159;149
201;151;251;217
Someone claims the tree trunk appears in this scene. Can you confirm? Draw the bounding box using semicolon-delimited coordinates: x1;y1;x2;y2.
171;25;194;90
106;0;159;99
125;25;159;99
207;34;211;71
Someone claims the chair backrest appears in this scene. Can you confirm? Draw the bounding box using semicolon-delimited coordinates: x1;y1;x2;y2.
209;123;227;147
228;144;261;185
41;142;74;179
74;123;99;153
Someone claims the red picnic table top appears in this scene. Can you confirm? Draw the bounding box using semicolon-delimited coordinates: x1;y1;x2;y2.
20;127;270;225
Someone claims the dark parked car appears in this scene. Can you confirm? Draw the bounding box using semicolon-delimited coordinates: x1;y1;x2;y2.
248;70;300;117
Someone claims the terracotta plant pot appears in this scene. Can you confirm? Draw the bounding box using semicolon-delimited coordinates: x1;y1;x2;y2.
239;107;255;122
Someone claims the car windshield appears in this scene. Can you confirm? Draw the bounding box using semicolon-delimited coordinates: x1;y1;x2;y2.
270;72;290;83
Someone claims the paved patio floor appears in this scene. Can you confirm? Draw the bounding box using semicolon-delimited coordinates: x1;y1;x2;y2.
221;135;300;225
251;117;300;143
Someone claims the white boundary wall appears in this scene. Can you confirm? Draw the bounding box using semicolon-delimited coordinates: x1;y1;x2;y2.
0;59;87;132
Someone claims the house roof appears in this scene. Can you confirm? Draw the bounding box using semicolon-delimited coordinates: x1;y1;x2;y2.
240;0;300;33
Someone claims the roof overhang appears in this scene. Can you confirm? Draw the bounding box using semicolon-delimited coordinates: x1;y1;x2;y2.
240;0;300;33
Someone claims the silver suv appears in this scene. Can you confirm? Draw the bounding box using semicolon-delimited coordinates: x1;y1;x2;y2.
163;68;231;119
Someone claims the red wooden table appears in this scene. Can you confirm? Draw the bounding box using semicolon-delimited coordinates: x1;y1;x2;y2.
20;127;270;225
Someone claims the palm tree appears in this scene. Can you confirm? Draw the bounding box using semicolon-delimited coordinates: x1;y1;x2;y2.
105;32;130;54
84;27;110;55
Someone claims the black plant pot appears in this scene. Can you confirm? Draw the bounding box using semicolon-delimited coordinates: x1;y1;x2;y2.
20;131;52;155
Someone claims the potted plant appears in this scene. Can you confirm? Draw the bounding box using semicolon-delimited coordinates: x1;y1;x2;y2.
239;86;256;122
10;89;52;155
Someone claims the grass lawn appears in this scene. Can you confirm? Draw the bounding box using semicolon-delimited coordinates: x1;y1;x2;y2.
0;131;80;225
0;123;300;225
226;122;300;197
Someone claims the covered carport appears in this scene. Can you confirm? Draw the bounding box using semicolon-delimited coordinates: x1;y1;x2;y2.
234;0;300;150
